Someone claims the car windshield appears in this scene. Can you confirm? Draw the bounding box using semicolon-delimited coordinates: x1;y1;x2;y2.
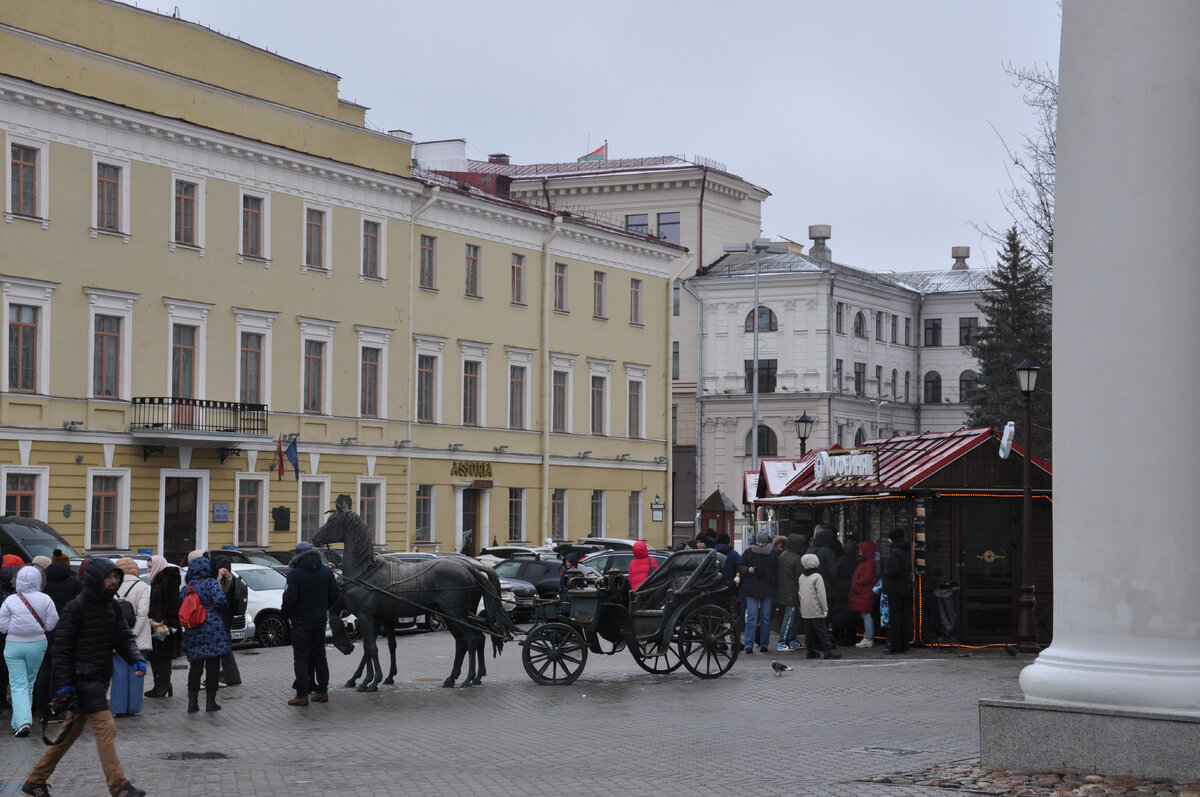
22;537;82;560
240;552;280;567
238;567;287;591
492;560;524;579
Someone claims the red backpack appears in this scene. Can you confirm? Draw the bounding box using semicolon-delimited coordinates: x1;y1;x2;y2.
178;585;208;629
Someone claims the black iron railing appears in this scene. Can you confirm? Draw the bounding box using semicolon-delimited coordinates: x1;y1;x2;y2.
130;397;268;434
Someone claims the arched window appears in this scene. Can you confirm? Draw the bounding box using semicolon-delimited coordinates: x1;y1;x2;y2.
959;370;979;403
744;425;778;457
853;311;867;338
854;427;867;446
743;306;778;332
891;369;898;400
923;371;942;403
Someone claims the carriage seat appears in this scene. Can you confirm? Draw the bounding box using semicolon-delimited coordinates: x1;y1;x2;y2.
630;549;723;614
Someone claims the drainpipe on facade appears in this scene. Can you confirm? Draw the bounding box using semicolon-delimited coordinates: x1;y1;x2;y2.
915;293;924;432
540;216;564;540
679;273;703;537
405;185;439;551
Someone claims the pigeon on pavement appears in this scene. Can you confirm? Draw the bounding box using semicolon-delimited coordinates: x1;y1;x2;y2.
771;660;792;675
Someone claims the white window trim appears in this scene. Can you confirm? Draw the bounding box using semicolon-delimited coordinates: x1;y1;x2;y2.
164;298;211;399
237;187;272;265
506;346;534;431
1;465;50;521
508;487;525;542
169;171;206;254
459;340;492;427
591;490;606;537
91;153;131;240
415;484;436;544
233;307;277;408
87;467;133;551
629;491;642;540
154;468;210;553
359;214;387;283
301;200;333;276
588;357;614;437
550;352;577;434
2;275;57;395
356;324;392;419
234;472;270;548
551;488;568;541
414;334;446;424
553;262;569;312
626;362;649;440
299;316;339;416
5;132;50;225
85;287;137;401
630;278;643;325
356;476;387;546
298;475;331;545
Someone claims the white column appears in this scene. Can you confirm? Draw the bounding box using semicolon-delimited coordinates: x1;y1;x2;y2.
1019;0;1200;714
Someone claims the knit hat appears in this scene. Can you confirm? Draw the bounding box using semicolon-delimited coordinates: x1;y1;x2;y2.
801;553;820;569
2;553;24;568
888;527;906;542
51;549;70;565
32;555;52;569
755;530;770;545
716;532;731;546
295;541;313;553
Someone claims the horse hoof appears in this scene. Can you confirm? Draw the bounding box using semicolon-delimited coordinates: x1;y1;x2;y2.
459;681;473;689
383;677;395;685
364;684;378;693
471;679;483;686
356;683;370;693
441;679;456;688
344;680;357;689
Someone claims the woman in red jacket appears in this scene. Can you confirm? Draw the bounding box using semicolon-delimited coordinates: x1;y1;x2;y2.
846;540;878;647
627;541;659;591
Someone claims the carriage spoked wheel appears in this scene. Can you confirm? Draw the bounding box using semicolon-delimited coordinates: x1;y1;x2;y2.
630;634;684;674
522;622;589;685
678;604;740;679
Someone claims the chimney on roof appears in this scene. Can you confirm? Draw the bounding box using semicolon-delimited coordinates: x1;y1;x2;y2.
951;245;970;270
808;225;832;263
488;153;510;165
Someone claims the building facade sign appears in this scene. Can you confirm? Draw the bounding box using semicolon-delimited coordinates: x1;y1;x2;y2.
813;449;878;484
450;461;493;479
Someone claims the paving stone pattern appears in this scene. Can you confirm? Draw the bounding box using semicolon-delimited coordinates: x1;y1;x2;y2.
0;635;1103;797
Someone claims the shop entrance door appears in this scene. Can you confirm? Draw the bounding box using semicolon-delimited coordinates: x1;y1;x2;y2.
461;488;479;556
959;500;1016;639
164;476;199;565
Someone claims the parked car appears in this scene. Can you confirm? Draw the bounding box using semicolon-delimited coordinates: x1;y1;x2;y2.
0;516;82;563
491;556;565;601
230;562;289;647
569;536;641;552
478;545;558;561
580;549;671;577
215;547;285;567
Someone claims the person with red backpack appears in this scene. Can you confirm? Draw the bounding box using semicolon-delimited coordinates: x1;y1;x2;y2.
627;541;659;591
179;555;228;714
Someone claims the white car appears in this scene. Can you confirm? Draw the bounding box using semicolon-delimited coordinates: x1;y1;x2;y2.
230;562;289;647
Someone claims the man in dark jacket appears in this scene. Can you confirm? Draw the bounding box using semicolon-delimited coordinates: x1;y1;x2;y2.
282;542;339;706
774;533;807;651
21;558;146;797
881;527;913;654
736;530;777;653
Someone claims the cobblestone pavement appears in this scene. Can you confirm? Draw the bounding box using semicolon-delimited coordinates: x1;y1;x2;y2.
1;632;1030;797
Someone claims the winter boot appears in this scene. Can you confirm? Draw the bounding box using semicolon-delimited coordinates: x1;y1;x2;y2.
112;780;146;797
205;690;221;712
186;690;200;713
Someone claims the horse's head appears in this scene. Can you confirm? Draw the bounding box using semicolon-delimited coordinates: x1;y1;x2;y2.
312;510;348;548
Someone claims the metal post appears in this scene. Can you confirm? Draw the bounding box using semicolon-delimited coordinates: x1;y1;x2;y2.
1017;390;1037;652
751;247;760;474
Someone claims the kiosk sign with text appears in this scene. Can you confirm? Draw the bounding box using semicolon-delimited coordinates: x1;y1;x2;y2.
813;449;879;485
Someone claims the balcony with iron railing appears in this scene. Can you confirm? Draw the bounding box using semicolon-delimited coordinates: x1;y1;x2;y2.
129;397;269;443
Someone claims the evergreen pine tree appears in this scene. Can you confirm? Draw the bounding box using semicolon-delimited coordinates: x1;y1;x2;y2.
967;226;1052;460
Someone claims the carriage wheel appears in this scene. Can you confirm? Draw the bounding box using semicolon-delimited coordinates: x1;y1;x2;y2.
522;622;588;686
678;604;740;679
630;636;684;674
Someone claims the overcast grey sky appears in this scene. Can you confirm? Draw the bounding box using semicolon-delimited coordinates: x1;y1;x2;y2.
171;0;1061;273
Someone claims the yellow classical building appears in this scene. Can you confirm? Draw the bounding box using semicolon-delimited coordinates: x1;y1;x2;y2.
0;0;678;562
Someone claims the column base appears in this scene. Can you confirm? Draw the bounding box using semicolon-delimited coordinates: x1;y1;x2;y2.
979;698;1200;781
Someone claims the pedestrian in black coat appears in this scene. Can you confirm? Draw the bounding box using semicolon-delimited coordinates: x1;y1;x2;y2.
282;542;339;706
881;528;913;654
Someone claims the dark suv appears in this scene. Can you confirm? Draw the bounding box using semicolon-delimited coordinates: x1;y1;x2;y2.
0;516;81;563
492;556;565;600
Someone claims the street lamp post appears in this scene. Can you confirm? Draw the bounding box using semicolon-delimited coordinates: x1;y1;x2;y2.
793;411;814;456
723;238;787;475
869;398;888;438
1016;358;1040;653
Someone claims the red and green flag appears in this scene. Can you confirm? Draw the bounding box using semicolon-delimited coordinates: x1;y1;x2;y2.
577;141;607;162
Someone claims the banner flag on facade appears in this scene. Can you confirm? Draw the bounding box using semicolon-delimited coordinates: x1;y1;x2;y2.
577;141;607;162
284;436;300;480
276;436;284;481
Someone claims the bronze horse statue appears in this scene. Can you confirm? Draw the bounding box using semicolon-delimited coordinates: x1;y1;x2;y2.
313;508;516;690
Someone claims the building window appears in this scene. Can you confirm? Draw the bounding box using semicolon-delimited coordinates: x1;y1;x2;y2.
9;144;38;217
959;370;979;403
509;365;526;429
630;278;642;325
95;162;121;231
876;311;884;341
359;481;379;543
593;271;606;319
5;473;35;517
465;244;481;297
590;375;607;435
671;404;677;445
657;212;680;245
625;214;648;235
303;340;324;413
90;475;119;548
891;315;898;343
590;490;604;537
362;219;381;278
853;311;867;338
552;370;568;433
853;362;866;396
415;485;434;543
924;371;942;403
551;489;566;541
959;316;979;346
239;189;270;261
417;354;435;423
628;491;642;539
745;425;778;457
836;302;845;334
554;263;568;311
744;306;779;332
905;318;912;346
239;332;262;405
855;427;867;446
419;235;437;289
627;379;643;439
299;479;327;543
511;254;525;304
236;477;262;546
360;346;380;417
671;341;679;380
304;207;326;269
171;324;196;401
875;365;883;397
891;368;898;400
672;279;681;317
743;358;778;394
8;304;38;393
174;179;197;246
835;359;843;393
508;488;524;542
924;318;942;347
905;371;911;403
462;360;480;426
